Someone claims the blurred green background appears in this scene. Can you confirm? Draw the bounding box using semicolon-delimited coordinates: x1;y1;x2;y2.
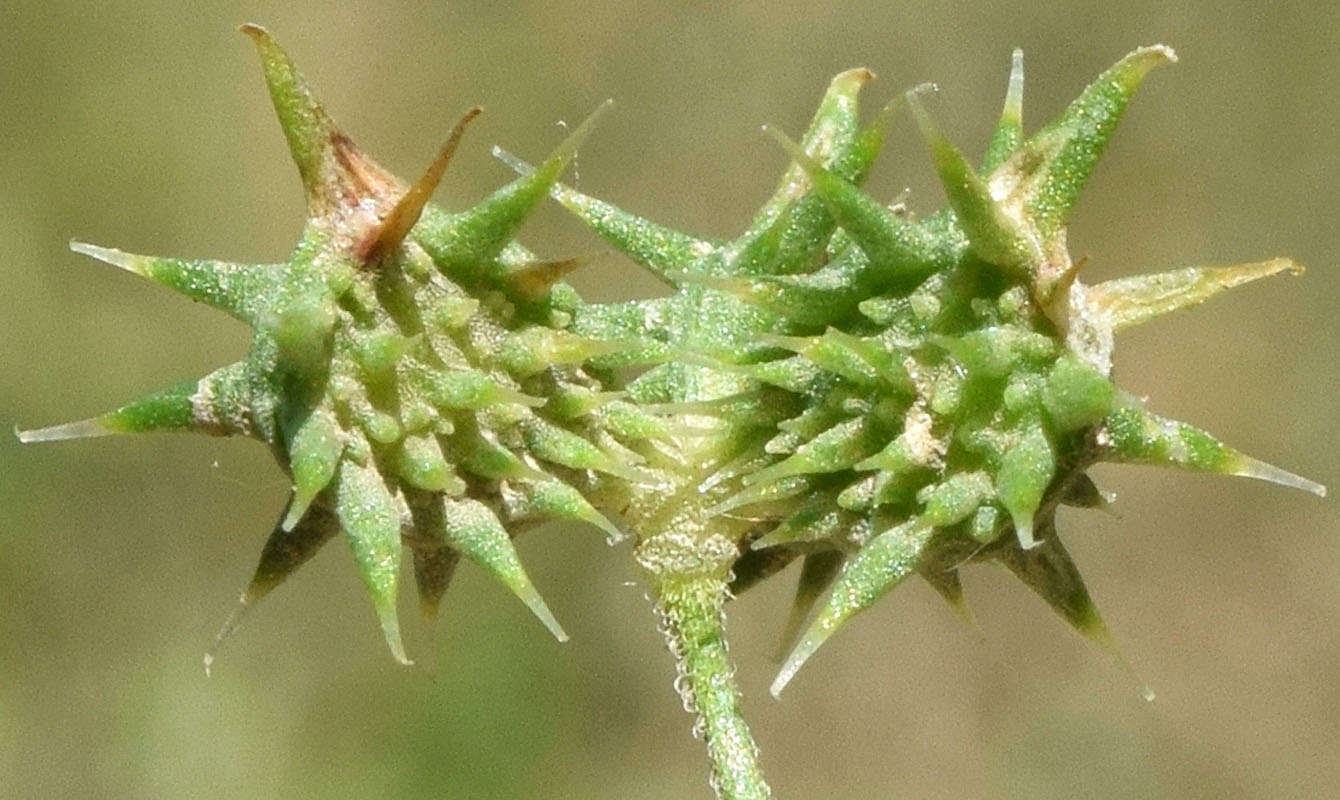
2;1;1337;798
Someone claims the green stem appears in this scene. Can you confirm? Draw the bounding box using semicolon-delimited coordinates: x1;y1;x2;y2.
656;576;772;800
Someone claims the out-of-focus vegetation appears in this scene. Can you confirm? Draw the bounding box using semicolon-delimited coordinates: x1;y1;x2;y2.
2;2;1336;797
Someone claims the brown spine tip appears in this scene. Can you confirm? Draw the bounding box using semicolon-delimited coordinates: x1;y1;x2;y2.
359;106;484;265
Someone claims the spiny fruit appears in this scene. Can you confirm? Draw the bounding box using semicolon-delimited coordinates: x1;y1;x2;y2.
19;25;1325;800
519;45;1324;695
20;25;650;669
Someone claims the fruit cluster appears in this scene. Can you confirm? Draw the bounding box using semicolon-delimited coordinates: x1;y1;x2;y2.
20;27;1322;797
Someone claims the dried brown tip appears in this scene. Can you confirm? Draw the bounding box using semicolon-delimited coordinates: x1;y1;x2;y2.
360;106;484;264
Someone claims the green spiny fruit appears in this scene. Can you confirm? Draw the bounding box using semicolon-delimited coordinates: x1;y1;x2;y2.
532;46;1324;697
19;26;1326;800
19;25;646;668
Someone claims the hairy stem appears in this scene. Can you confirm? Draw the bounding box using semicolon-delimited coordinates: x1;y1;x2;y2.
656;576;771;800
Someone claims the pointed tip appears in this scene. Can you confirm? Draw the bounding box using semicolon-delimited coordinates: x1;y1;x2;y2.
983;50;1025;173
583;507;627;545
73;240;278;325
772;552;845;663
1064;601;1156;702
516;579;570;642
361;107;483;264
599;457;660;487
548;99;613;167
760;122;828;193
495;164;710;285
745;65;887;240
861;95;902;147
376;605;413;665
410;542;460;627
241;23;343;203
285;411;344;528
910;93;1038;275
69;240;144;275
415;101;613;272
334;461;408;663
203;589;261;677
907;95;975;186
21;374;219;440
761;124;809;166
764;123;943;278
773;521;932;695
202;503;343;675
921;566;979;629
1229;453;1326;497
280;496;309;531
771;619;832;698
500;99;612;196
1007;47;1025;102
997;425;1056;550
905;91;936;140
1102;406;1324;497
944;592;979;630
1092;258;1303;332
904;87;954;162
1097;632;1157;704
1013;45;1177;238
505;476;628;544
505;573;570;641
439;498;569;640
1059;472;1117;512
492;144;531;175
16;418;112;443
997;521;1153;699
508;254;591;299
1012;513;1040;549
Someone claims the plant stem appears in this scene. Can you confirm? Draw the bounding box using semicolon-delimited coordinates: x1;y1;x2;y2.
656;576;772;800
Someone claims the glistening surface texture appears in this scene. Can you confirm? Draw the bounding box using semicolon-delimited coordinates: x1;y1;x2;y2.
2;1;1337;798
